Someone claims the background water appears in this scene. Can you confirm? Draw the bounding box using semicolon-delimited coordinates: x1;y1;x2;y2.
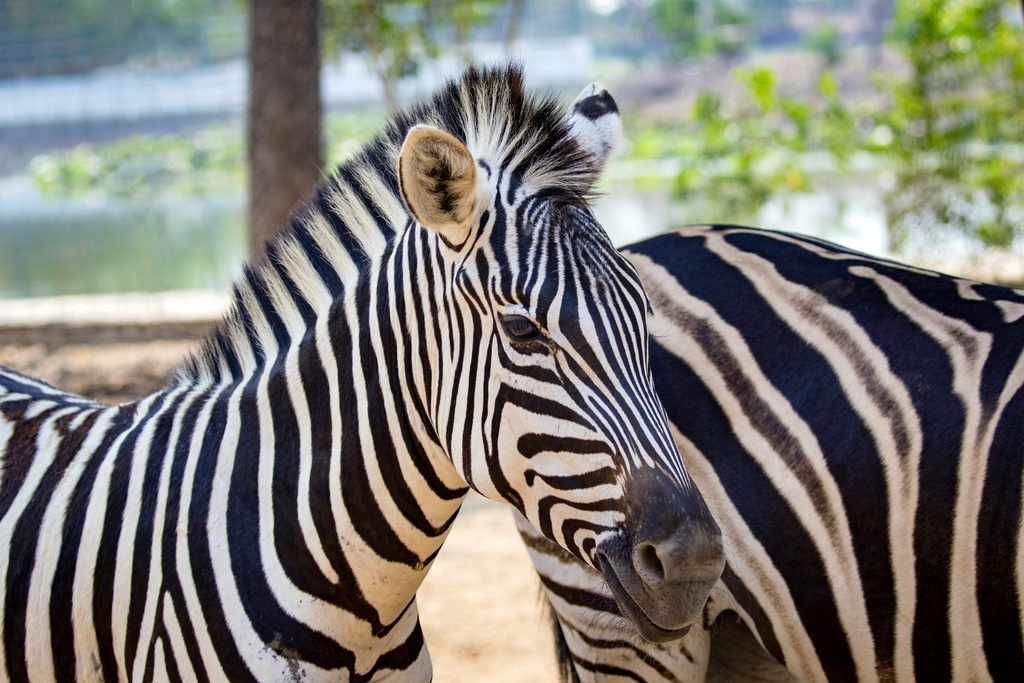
0;172;907;300
0;178;245;298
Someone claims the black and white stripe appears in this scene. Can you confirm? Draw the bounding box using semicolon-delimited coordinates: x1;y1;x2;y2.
524;224;1024;683
0;67;724;681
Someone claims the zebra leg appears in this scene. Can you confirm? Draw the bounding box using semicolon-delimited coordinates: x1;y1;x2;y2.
515;510;714;683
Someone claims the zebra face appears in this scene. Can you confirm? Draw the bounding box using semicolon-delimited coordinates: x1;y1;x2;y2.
398;82;725;642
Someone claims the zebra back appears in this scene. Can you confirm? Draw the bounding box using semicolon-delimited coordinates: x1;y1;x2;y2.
525;224;1024;683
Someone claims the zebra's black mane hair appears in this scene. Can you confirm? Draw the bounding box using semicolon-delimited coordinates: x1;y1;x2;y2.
179;64;602;385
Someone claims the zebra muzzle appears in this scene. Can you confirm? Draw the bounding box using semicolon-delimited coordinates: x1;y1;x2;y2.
596;469;725;643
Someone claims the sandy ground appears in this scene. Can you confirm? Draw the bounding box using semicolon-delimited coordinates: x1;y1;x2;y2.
419;496;557;682
0;338;558;682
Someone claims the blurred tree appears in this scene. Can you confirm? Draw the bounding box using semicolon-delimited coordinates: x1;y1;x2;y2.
651;0;700;60
623;0;1024;253
322;1;426;112
803;23;843;68
616;66;857;225
877;0;1024;249
671;67;855;222
710;0;750;59
322;0;503;112
248;0;323;258
249;0;504;253
651;0;749;62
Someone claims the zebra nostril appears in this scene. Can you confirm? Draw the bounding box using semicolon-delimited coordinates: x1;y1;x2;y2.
634;542;666;584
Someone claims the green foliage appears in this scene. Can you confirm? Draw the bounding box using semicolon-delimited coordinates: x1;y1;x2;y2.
651;0;751;62
877;0;1024;249
322;0;503;110
626;0;1024;251
803;23;844;67
3;0;241;75
325;110;389;166
651;0;700;60
322;1;432;90
30;125;245;199
30;111;386;200
710;0;752;58
622;67;859;225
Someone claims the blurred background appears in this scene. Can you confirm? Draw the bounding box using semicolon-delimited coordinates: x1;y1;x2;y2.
1;0;1023;300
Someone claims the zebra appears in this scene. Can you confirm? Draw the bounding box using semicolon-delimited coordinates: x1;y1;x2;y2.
517;224;1024;683
0;66;726;682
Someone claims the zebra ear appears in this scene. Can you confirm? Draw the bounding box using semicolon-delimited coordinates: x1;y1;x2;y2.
565;83;622;170
398;124;481;249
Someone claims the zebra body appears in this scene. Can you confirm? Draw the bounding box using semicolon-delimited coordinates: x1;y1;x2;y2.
0;68;724;681
521;224;1024;682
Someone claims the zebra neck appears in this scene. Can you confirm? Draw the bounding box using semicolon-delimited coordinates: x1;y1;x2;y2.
150;297;465;671
152;213;469;659
223;224;468;629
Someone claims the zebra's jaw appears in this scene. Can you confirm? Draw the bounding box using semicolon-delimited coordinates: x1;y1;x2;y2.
597;554;693;643
595;469;726;643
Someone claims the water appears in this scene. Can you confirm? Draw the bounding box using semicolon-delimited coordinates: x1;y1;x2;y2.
0;177;246;299
0;175;897;300
592;180;891;255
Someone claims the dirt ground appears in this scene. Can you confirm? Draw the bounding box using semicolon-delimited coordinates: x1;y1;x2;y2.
0;338;558;682
0;339;199;404
419;497;558;682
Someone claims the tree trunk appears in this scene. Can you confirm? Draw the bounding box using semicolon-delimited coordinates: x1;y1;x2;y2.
248;0;323;259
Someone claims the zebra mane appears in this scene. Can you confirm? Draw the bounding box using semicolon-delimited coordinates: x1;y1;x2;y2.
179;64;600;384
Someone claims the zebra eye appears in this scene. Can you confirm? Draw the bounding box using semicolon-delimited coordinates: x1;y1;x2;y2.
501;315;540;342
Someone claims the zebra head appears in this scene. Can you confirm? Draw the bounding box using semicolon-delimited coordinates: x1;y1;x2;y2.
396;67;725;642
